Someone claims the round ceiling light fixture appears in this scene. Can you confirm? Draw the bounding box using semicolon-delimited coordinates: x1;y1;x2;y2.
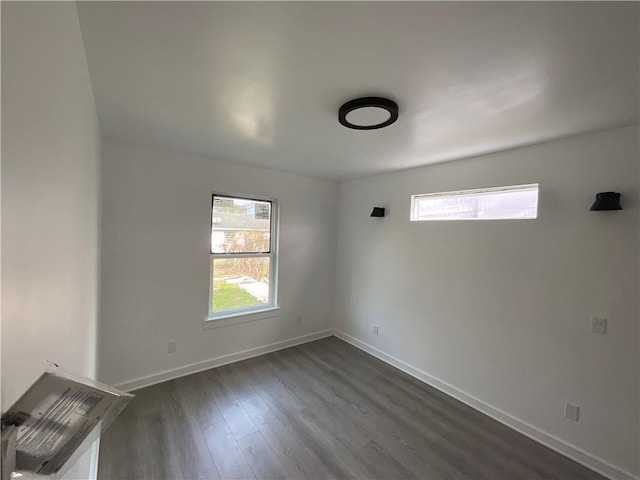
338;97;399;130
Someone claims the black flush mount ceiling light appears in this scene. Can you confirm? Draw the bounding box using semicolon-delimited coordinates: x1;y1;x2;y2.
339;97;399;130
590;192;622;211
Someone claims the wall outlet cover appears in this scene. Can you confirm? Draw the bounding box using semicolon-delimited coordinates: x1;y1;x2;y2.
168;341;176;353
591;316;607;334
565;403;580;422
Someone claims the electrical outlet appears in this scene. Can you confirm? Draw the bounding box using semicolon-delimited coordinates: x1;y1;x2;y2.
167;341;176;354
591;316;607;334
564;403;580;422
296;315;303;324
373;326;379;335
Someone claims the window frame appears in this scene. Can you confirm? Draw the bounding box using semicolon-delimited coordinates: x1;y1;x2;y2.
206;192;279;323
410;183;539;221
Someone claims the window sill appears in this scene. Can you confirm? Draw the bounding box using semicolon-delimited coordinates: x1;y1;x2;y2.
203;307;280;330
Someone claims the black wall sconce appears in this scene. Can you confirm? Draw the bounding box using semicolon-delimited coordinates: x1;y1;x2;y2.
590;192;622;211
370;207;385;217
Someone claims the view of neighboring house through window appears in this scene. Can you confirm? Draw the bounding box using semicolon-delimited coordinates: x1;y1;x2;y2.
209;194;277;318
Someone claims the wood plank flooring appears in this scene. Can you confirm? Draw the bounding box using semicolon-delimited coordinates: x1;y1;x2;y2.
98;337;604;480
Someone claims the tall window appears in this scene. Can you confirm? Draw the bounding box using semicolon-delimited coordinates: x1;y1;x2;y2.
208;194;278;319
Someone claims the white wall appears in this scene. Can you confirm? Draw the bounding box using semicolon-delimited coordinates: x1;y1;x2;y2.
99;139;338;387
1;2;101;478
335;125;639;478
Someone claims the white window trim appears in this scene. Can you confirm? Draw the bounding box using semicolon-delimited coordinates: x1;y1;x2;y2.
410;183;539;221
203;307;280;330
206;192;279;323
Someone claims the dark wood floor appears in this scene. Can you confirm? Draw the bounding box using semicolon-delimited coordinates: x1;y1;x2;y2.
98;337;603;480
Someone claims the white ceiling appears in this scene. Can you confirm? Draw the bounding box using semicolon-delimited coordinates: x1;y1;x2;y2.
77;2;639;181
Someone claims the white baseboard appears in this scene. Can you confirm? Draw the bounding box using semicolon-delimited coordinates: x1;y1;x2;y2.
333;329;637;480
114;329;333;392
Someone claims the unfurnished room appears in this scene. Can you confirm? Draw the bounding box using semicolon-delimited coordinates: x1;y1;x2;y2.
1;2;639;479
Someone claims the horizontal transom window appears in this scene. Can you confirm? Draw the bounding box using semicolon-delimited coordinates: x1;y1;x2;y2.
411;184;539;221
